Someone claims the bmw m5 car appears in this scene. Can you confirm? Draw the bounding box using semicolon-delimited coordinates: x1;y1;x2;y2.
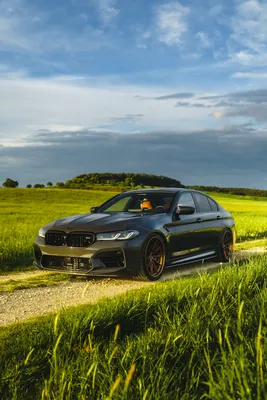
34;188;236;281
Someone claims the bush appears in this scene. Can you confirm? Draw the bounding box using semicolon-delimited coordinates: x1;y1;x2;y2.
3;178;19;188
33;184;45;188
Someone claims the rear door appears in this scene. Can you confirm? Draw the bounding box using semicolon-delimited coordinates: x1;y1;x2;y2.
165;192;205;264
192;192;222;252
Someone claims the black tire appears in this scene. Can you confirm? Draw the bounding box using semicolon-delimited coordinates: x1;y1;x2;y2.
216;229;234;262
136;234;166;281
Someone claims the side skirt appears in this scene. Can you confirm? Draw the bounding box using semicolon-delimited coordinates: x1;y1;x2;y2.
165;251;217;268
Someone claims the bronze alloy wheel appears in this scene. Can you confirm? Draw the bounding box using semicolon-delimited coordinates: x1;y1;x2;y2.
217;229;234;262
142;235;166;280
222;230;234;260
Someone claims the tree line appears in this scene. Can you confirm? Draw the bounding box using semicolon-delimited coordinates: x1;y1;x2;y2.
1;174;184;189
4;177;267;197
64;173;184;189
2;178;58;189
187;185;267;197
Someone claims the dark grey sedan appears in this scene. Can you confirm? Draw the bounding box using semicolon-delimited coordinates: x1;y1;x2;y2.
34;188;235;281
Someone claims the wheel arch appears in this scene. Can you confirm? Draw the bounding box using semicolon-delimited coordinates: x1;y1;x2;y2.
144;230;168;248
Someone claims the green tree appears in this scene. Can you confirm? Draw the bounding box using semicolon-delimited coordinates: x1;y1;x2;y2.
34;183;45;188
26;184;32;188
3;178;19;188
47;182;53;187
56;182;65;188
124;177;134;188
65;180;72;187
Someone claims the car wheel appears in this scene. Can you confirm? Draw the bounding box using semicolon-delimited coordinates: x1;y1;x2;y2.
137;234;166;281
217;229;234;262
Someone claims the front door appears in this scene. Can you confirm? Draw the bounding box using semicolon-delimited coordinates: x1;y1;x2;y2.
165;192;204;265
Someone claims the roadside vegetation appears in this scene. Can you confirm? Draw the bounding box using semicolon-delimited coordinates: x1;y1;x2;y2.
190;184;267;198
0;272;72;293
1;255;267;399
0;188;267;271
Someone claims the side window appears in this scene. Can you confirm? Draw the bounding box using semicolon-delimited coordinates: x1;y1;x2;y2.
178;192;196;210
208;197;218;212
193;193;212;213
104;196;131;212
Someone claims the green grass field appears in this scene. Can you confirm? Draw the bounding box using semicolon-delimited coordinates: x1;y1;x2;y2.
1;188;267;271
1;255;267;399
209;192;267;242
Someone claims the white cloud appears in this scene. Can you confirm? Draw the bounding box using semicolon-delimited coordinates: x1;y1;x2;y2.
230;51;267;67
0;16;33;51
0;73;214;145
209;4;224;18
0;0;113;53
229;0;267;66
233;72;267;79
213;111;224;120
155;1;190;46
196;32;211;48
0;0;46;51
94;0;119;24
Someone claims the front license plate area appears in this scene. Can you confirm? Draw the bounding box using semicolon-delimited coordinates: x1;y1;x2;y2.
64;257;93;273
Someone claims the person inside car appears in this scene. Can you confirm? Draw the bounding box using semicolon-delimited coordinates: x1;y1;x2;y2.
141;198;153;210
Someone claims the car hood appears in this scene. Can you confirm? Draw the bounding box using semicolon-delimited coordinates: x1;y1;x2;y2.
45;212;166;233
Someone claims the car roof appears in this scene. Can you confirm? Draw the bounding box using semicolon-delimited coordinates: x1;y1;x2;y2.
123;188;218;199
124;188;201;195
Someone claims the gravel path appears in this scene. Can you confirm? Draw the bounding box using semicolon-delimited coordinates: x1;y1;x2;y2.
0;247;265;326
0;278;152;326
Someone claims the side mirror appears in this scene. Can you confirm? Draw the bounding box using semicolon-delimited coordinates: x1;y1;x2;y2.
90;206;99;214
176;205;195;215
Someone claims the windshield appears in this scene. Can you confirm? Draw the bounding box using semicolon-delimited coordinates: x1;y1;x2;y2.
97;192;175;213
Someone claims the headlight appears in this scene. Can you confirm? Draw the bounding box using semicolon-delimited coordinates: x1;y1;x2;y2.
96;230;139;241
38;227;46;238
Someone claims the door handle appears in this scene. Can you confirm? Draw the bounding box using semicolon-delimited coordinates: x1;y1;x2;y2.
217;215;221;220
196;218;202;223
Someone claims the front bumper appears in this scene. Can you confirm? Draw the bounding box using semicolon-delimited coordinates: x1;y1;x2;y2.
33;235;144;276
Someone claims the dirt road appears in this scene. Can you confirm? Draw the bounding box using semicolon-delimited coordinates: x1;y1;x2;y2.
0;247;265;326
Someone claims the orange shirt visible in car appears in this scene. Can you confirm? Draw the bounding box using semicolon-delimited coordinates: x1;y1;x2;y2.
141;199;153;210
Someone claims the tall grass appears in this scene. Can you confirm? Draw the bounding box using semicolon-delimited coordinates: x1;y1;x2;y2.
1;255;267;399
1;189;267;271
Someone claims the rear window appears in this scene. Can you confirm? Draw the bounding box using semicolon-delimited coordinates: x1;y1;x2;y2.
208;197;218;212
193;193;212;213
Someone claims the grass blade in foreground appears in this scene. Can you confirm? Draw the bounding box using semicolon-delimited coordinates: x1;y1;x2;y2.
1;255;267;399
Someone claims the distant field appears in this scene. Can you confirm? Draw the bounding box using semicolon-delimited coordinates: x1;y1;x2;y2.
0;188;267;270
209;192;267;242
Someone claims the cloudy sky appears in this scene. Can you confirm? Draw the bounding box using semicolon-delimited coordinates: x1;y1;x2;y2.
1;0;267;188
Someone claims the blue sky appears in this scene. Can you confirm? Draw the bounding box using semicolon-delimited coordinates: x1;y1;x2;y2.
1;0;267;187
